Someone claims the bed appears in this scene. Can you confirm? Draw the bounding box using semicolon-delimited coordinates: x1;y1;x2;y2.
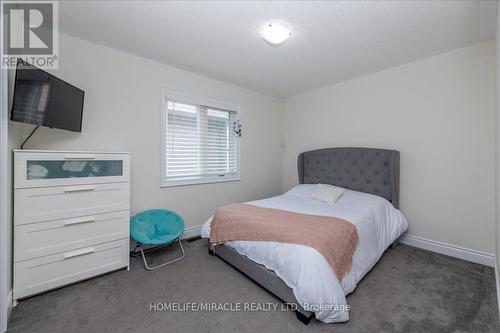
201;147;408;324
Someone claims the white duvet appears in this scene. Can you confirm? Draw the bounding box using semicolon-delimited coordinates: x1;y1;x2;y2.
201;184;408;323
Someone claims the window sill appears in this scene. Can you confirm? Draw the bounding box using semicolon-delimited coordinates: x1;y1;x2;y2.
161;175;240;188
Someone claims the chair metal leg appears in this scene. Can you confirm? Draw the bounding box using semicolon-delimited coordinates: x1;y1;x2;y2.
140;238;185;271
131;241;175;257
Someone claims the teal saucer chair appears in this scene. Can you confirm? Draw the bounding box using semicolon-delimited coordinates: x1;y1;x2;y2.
130;209;185;270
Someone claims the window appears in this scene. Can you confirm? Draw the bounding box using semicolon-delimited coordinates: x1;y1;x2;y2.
161;90;240;187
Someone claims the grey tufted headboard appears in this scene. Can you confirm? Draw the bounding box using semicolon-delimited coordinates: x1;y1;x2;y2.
297;147;400;208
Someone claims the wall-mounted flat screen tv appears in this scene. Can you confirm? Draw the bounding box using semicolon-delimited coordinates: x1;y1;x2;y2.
10;59;84;132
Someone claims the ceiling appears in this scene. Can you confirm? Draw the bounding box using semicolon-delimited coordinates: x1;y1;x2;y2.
59;1;498;98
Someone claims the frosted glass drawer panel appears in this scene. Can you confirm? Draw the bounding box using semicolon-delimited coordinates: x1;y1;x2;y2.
26;160;123;179
14;182;130;225
14;151;130;188
14;210;130;262
14;239;129;299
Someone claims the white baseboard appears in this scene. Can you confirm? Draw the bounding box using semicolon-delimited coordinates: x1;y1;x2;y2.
6;290;11;316
180;227;496;267
181;225;202;240
400;234;496;267
495;265;500;322
1;289;12;332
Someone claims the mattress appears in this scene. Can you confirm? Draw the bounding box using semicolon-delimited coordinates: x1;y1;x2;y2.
201;184;408;323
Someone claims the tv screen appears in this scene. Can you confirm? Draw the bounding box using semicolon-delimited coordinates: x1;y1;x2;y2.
10;60;84;132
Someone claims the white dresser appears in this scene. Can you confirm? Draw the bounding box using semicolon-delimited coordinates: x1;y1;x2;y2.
13;150;130;301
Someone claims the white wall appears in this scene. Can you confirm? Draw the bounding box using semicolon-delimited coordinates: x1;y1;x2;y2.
283;40;496;254
7;31;496;260
10;33;284;229
2;57;23;331
495;4;500;315
1;70;9;333
5;123;20;307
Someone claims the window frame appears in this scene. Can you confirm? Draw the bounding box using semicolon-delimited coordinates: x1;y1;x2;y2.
160;88;241;187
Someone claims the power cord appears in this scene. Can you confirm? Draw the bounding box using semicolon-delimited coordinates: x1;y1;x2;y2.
20;125;39;149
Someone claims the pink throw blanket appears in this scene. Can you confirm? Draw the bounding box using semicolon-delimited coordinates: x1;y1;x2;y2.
210;204;359;280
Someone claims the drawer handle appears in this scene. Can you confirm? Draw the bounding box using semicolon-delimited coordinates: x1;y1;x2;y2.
64;216;96;226
64;247;95;259
64;185;96;193
64;154;96;160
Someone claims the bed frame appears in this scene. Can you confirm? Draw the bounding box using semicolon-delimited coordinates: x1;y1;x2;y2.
209;147;400;324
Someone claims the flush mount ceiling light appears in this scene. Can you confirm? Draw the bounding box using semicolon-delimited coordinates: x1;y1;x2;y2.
261;22;292;46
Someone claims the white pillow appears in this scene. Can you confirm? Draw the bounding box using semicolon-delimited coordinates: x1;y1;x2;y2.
309;184;345;205
285;184;318;197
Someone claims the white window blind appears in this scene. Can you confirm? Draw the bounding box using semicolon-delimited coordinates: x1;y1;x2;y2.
163;98;240;186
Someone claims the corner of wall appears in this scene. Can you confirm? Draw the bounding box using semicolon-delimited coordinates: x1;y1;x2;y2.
1;63;11;333
2;64;22;333
279;97;287;194
495;2;500;323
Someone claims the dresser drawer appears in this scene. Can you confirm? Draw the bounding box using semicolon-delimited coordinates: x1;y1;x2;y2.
14;210;130;262
15;151;130;189
14;182;130;225
14;239;129;300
